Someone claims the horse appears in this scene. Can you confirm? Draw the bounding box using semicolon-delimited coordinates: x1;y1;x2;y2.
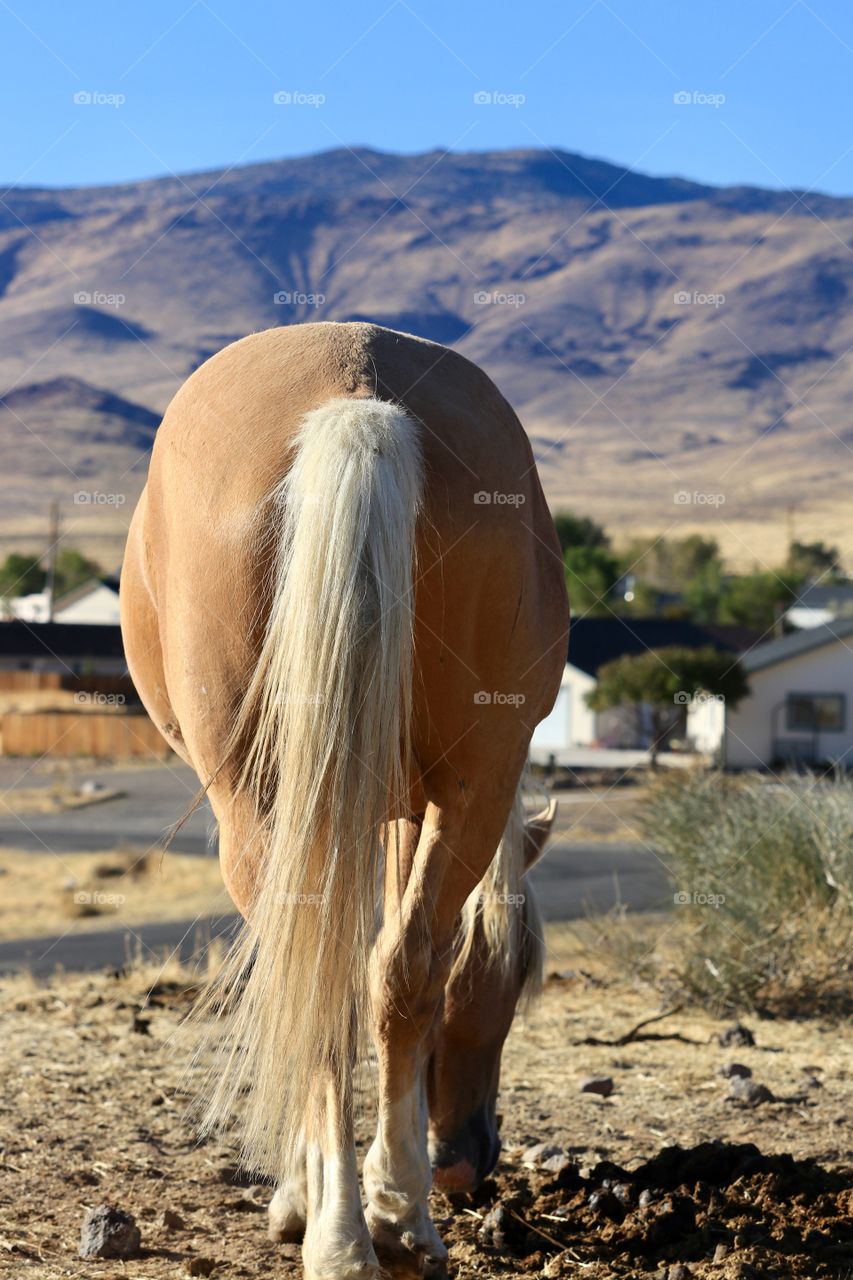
120;320;569;1280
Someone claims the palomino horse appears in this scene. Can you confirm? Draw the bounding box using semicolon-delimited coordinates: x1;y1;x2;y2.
121;321;569;1279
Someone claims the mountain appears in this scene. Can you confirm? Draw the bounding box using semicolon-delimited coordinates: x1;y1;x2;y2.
2;146;852;565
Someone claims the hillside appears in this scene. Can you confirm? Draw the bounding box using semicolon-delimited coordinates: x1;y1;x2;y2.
2;146;852;565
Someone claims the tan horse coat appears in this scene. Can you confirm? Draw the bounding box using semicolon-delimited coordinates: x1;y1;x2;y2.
121;321;568;1279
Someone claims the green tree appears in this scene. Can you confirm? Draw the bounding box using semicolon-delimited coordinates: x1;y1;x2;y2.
54;548;102;597
586;645;749;764
553;511;610;554
680;556;725;623
717;571;796;633
786;540;843;585
0;554;45;599
617;534;726;621
621;534;723;596
564;544;620;616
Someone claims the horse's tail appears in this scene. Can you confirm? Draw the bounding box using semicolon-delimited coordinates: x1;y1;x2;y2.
200;396;423;1181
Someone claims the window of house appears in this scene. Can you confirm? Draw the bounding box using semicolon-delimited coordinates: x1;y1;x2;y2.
786;693;846;733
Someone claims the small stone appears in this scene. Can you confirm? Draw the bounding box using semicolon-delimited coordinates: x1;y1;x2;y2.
542;1152;572;1174
799;1074;823;1090
478;1204;507;1249
588;1189;621;1219
718;1022;755;1047
639;1188;658;1208
719;1062;752;1079
185;1259;217;1278
668;1267;691;1280
161;1208;186;1231
611;1182;633;1205
713;1243;729;1262
580;1075;614;1097
729;1075;774;1105
521;1141;562;1165
79;1205;141;1259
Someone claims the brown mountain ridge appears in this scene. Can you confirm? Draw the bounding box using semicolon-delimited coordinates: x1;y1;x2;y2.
2;146;852;565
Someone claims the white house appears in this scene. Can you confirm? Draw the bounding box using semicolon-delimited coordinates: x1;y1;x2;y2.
0;591;51;622
530;617;755;762
0;576;121;625
531;662;597;756
718;618;853;769
785;581;853;630
53;577;121;625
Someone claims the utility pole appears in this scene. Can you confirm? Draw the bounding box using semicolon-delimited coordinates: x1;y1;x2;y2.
786;502;796;555
44;500;60;622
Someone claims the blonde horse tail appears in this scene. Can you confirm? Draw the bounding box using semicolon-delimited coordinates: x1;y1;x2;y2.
200;396;423;1181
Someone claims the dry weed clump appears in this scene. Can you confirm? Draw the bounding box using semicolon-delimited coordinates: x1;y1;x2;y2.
592;769;853;1015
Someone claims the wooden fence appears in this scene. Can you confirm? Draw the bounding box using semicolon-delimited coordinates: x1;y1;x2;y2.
0;671;135;695
0;710;171;760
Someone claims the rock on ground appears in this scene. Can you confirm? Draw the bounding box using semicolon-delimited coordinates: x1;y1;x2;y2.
79;1204;141;1259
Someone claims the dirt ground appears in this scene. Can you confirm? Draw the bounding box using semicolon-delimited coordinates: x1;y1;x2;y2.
549;787;648;845
0;927;849;1280
0;848;227;941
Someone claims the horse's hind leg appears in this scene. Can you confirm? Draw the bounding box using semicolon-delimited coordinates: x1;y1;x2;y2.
216;804;374;1276
268;818;422;1260
301;1065;378;1280
218;810;374;1278
266;1068;377;1278
364;788;517;1273
267;1130;307;1242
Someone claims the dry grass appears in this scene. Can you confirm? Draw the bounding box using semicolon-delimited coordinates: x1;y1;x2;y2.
0;846;228;940
0;930;848;1278
588;770;853;1016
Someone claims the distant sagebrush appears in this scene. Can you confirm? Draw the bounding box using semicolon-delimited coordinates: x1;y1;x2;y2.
599;769;853;1016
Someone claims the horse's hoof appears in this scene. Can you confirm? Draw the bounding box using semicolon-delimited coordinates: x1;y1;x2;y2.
267;1185;306;1243
268;1220;304;1244
368;1213;449;1279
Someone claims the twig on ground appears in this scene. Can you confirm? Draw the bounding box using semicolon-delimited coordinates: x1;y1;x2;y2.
575;1002;693;1046
507;1208;566;1250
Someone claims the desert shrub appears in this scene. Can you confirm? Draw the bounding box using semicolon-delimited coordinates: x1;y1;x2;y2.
606;769;853;1014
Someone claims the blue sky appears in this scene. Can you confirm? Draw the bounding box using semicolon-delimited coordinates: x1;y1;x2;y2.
3;0;853;194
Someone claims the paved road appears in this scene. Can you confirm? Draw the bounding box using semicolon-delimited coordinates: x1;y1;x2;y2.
0;762;213;855
533;838;669;920
0;761;670;972
0;914;239;975
0;838;670;975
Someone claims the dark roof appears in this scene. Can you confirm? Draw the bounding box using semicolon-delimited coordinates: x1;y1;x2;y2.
0;621;125;662
568;617;759;677
740;615;853;672
789;581;853;610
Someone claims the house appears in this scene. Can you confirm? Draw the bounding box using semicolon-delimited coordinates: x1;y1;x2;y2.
531;617;756;760
785;580;853;630
0;576;121;625
53;576;121;625
698;618;853;769
0;591;51;622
